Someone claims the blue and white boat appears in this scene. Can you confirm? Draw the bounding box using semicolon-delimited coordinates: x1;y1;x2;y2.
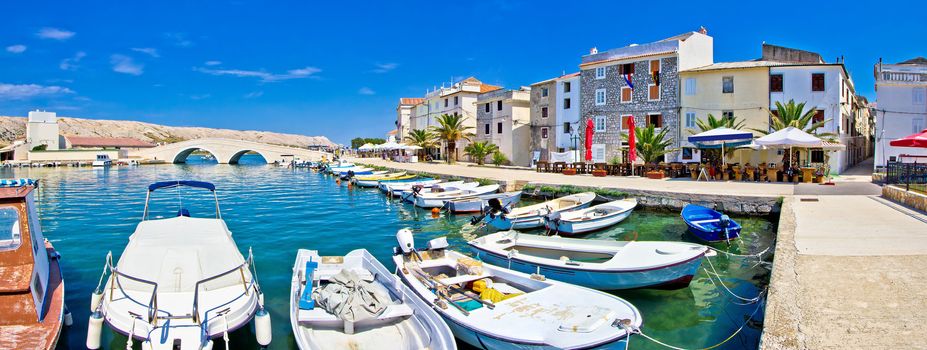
399;182;478;203
544;199;636;236
393;229;642;349
469;231;707;290
446;191;522;214
483;192;596;230
681;204;741;243
379;179;445;196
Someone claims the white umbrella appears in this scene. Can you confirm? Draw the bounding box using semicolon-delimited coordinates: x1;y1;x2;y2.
358;143;374;150
755;127;822;168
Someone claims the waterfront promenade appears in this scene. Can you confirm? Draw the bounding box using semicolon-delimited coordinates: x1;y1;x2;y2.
351;157;927;349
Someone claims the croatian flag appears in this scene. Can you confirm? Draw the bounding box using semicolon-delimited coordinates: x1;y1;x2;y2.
623;74;634;89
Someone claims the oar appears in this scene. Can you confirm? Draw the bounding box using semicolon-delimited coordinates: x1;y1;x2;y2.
411;268;495;310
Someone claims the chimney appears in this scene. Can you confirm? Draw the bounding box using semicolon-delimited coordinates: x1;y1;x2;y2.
698;26;708;35
590;47;598;55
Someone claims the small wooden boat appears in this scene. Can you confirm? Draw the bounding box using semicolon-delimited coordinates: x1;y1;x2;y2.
681;204;741;243
87;181;271;350
379;179;445;195
353;171;407;181
545;199;637;235
483;192;596;230
399;182;478;202
469;231;707;290
446;191;522;214
290;249;456;350
413;185;500;208
393;229;642;349
0;179;68;350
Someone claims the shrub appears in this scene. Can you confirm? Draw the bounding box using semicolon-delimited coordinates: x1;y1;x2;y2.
491;151;509;166
31;144;48;151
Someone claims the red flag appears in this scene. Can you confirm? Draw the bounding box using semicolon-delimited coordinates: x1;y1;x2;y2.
585;118;594;161
626;116;636;163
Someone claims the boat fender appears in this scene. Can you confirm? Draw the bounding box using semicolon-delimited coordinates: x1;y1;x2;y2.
86;311;104;349
255;308;272;346
63;304;73;326
202;340;214;350
90;290;103;311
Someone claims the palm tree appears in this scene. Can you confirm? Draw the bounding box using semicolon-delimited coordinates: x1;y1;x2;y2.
752;100;833;139
624;124;676;164
463;141;499;165
693;113;746;162
404;129;438;161
431;113;474;163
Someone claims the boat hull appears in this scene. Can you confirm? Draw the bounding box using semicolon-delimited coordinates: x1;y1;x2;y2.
547;210;632;235
470;246;703;290
681;204;742;243
447;192;521;214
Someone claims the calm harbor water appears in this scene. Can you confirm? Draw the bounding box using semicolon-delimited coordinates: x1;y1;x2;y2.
5;155;775;350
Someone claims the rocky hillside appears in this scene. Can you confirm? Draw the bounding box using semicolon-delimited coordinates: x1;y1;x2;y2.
0;116;333;148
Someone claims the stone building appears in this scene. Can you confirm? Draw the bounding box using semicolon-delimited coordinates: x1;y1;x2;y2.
579;29;713;163
529;77;558;162
475;87;532;166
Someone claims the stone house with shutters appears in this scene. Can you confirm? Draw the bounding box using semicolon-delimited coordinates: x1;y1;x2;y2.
475;87;532;166
579;29;713;163
529;77;558;162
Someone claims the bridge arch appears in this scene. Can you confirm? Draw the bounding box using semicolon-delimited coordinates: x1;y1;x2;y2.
228;149;270;164
173;147;220;164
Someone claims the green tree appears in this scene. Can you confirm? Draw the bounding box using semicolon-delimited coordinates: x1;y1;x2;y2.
491;151;509;166
404;129;438;161
463;141;499;165
350;137;386;149
430;114;474;164
623;124;676;164
693;113;746;162
752;100;833;139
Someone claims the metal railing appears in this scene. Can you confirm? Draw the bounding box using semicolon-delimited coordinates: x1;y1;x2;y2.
884;161;927;192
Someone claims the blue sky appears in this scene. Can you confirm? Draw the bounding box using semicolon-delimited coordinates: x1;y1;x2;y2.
1;1;924;144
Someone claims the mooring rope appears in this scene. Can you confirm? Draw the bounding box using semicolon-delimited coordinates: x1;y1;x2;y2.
702;255;764;303
706;245;771;259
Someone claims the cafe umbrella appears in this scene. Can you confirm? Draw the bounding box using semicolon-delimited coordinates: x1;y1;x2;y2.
687;128;754;165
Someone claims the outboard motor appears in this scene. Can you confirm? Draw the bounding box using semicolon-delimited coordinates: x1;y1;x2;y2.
396;228;415;255
719;215;732;244
545;211;562;235
487;198;509;215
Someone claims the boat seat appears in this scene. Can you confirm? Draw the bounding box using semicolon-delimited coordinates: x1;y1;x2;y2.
298;303;414;325
691;219;720;225
438;274;487;286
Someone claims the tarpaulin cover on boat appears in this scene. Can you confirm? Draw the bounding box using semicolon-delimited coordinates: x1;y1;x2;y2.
312;269;391;322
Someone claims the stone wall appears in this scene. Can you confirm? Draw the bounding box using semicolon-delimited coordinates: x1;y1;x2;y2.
883;185;927;212
529;80;558;160
526;185;780;216
580;56;682;162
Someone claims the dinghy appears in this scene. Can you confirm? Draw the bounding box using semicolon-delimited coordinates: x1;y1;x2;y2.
469;230;707;290
0;179;68;350
446;191;522;214
87;181;271;350
399;182;478;202
483;192;596;230
379;179;445;195
545;198;637;235
681;204;741;243
352;171;407;181
413;184;501;208
392;229;642;349
290;249;456;350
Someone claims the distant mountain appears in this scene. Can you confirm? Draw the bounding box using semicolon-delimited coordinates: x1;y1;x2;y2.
0;116;333;148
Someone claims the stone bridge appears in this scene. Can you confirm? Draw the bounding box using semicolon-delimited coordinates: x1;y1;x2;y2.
130;138;331;164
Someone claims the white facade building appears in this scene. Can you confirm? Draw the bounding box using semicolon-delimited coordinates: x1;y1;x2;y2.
26;110;61;150
411;77;501;160
476;87;532;166
556;73;581;155
874;58;927;167
395;98;423;142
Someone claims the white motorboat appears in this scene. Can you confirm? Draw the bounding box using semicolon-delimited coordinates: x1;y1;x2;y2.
392;229;642;349
414;184;501;208
447;191;522;214
545;198;637;235
379;179;445;195
400;182;479;203
91;154;112;167
87;181;271;350
483;192;596;230
290;249;456;350
468;230;708;290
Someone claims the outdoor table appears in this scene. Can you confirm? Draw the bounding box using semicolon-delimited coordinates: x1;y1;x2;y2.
553;162;566;173
801;167;815;183
536;161;549;173
670;163;683;178
733;165;743;181
745;165;755;182
573;162;586;174
594;162;607;170
758;164;767;181
689;164;699;180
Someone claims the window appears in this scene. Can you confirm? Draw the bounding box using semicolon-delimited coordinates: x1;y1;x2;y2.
722;76;734;93
497;122;503;134
454;96;459;106
812;73;825;92
722;110;734;119
685;78;696;95
541;127;549;139
541;107;548;118
564;98;571;109
541;87;549;97
592;144;606;162
0;207;22;251
914;87;927;105
484;103;490;113
564;81;571;93
595;116;606;132
682;147;694;160
647;113;663;128
770;74;783;92
685;112;696;128
595;89;606;106
914;118;925;133
810;149;825;163
563;122;571;133
619;63;634;75
813;110;825;129
497;101;503;111
620;87;632;103
650;60;660;74
621;115;634;130
595;67;606;79
484;123;490;135
648;84;660;101
444;98;448;107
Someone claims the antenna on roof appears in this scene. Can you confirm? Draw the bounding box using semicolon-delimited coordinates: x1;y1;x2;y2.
698;26;708;35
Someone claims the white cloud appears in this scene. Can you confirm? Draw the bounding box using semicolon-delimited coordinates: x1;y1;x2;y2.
110;54;144;75
372;62;398;73
6;45;26;54
36;27;75;40
131;47;160;58
244;91;264;98
164;33;193;47
194;65;321;82
189;94;211;100
59;51;86;71
0;83;75;100
204;60;222;66
358;87;376;95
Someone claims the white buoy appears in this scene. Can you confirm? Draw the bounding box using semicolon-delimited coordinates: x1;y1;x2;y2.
63;305;73;326
203;340;214;350
90;290;103;311
254;309;272;347
86;312;104;349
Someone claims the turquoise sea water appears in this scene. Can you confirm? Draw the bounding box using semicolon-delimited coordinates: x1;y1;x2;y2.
3;155;775;350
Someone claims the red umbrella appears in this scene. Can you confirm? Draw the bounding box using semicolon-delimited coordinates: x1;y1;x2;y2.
585;118;594;161
626;116;636;163
890;129;927;148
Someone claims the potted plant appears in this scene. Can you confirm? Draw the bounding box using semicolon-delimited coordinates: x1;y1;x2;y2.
562;167;577;175
646;170;665;179
592;168;607;177
623;124;676;180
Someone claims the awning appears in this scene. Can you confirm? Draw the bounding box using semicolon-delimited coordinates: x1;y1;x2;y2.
890;129;927;148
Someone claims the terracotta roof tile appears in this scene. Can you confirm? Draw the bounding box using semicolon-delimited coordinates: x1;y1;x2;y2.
479;84;502;93
399;97;424;105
